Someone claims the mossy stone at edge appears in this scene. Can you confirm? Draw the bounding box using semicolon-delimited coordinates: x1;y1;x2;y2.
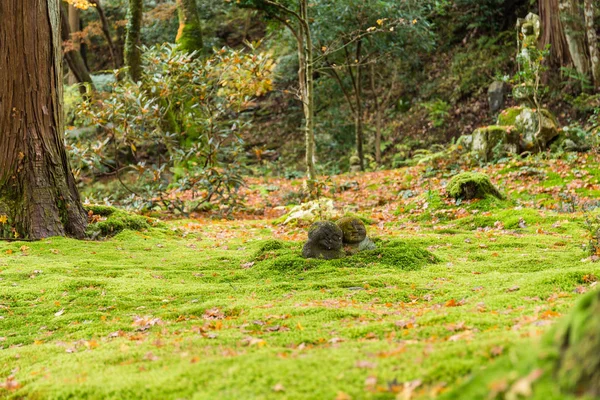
446;172;503;200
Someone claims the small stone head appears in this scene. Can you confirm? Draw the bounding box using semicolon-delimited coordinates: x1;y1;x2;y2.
336;216;367;244
308;221;343;251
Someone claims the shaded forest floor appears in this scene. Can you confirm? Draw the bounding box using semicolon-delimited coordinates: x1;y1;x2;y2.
1;154;600;399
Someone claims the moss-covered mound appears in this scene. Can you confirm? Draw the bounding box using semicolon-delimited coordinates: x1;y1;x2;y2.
85;205;163;237
553;289;600;396
442;289;600;400
446;172;503;200
251;239;439;273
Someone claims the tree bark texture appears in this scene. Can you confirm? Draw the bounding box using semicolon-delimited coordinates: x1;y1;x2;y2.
125;0;143;81
0;0;88;239
176;0;204;53
559;0;591;78
539;0;572;67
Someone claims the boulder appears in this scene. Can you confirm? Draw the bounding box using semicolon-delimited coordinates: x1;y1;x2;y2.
277;198;339;225
488;81;510;113
301;221;345;260
446;172;503;200
496;106;523;126
471;125;518;162
515;108;559;151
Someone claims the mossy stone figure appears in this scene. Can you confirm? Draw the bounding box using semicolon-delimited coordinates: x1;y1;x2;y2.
349;155;361;173
336;216;376;255
301;221;344;260
446;172;503;200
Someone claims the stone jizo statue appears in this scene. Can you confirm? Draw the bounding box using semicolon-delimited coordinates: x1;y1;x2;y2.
301;221;345;260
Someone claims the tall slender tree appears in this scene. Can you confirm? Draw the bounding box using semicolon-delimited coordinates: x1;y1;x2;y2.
176;0;204;53
125;0;144;81
583;0;600;89
61;3;95;90
238;0;317;193
0;0;88;239
90;0;121;68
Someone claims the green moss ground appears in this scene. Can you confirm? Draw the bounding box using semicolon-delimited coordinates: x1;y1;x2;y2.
0;204;598;399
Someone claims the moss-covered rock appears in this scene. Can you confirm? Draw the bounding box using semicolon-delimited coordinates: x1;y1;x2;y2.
274;198;340;226
471;125;518;162
446;172;503;200
497;106;523;126
85;205;162;238
515;108;559;151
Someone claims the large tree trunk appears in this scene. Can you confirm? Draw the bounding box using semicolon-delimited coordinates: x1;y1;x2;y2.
61;4;95;90
559;0;591;78
540;0;572;67
176;0;204;53
0;0;88;239
125;0;143;81
584;0;600;89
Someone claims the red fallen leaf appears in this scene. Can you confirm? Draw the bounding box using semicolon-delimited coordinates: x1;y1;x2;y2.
335;392;352;400
203;308;225;320
395;318;416;329
448;330;475;342
272;383;285;392
365;375;378;391
446;321;468;332
265;325;289;332
401;379;423;399
574;286;588;294
143;352;159;361
132;316;164;331
355;360;377;369
445;299;465;307
0;375;21;391
490;346;504;357
506;369;544;398
539;310;560;319
583;274;598;283
241;261;255;269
